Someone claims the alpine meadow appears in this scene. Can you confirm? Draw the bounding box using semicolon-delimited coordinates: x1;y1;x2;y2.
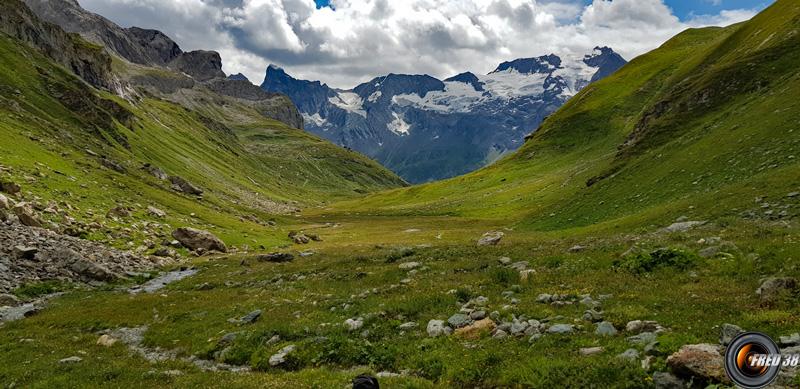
1;0;799;388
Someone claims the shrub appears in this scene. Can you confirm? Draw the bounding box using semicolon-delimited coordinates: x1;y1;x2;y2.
615;247;699;273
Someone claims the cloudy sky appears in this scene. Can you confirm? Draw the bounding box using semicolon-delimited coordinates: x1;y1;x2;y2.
79;0;773;88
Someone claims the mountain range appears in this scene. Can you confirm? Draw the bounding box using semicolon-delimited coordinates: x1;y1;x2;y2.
261;48;626;183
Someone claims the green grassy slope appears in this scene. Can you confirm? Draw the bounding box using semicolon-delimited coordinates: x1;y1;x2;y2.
0;30;404;250
325;0;800;234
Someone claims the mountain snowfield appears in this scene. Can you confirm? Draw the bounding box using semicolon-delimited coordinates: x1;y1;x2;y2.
262;47;626;183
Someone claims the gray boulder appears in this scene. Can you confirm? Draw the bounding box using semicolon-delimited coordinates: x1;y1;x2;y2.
756;277;798;306
169;176;203;195
595;321;618;336
172;227;227;253
478;231;504;246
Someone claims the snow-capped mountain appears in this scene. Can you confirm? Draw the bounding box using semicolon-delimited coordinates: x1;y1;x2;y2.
261;47;626;183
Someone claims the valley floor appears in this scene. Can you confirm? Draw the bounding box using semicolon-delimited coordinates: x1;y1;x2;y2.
2;213;799;388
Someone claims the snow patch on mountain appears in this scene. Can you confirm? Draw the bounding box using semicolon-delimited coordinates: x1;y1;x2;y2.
329;92;366;117
388;112;411;135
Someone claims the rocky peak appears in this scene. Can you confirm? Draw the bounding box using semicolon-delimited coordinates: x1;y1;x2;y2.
261;65;337;113
354;73;445;102
168;50;225;82
445;72;485;91
492;54;562;74
125;27;182;64
228;73;250;82
583;46;627;82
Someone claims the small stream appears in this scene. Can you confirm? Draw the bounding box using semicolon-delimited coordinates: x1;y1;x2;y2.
129;268;199;294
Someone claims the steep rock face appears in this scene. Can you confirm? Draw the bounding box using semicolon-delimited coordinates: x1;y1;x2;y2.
168;50;225;82
207;79;304;129
262;48;627;183
22;0;182;66
0;0;113;89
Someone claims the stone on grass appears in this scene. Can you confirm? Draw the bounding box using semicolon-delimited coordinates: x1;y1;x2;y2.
257;253;294;263
595;321;618;336
427;320;449;337
240;310;262;324
59;356;82;364
478;231;504;246
582;309;604;322
469;310;486;320
268;345;296;367
172;228;227;253
756;277;798;306
666;343;728;384
397;322;418;330
652;372;685;389
662;221;706;233
454;318;496;340
580;347;604;356
398;262;421;270
617;349;640;361
719;323;744;346
547;324;575;334
147;206;166;218
447;313;471;329
97;334;117;347
344;318;364;331
779;333;800;347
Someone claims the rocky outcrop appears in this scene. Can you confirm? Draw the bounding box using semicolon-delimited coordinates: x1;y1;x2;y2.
0;221;162;293
23;0;182;67
168;50;225;82
171;228;227;253
207;79;304;129
1;0;113;89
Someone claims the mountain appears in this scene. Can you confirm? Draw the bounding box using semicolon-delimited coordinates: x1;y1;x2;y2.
261;48;627;183
0;0;404;250
330;0;800;232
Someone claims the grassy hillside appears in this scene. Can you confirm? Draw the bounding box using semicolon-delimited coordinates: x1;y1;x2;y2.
0;30;404;250
324;0;800;235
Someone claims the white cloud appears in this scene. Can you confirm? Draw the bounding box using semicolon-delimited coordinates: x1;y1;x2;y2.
78;0;762;88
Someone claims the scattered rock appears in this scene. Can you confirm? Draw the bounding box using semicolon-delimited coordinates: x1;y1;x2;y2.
547;324;575;334
582;309;604;322
13;202;42;227
448;313;471;329
97;334;117;347
397;322;418;330
478;231;504;246
652;372;685;389
568;245;585;253
257;253;294;263
426;319;450;337
169;176;203;195
536;293;553;303
779;333;800;347
13;245;37;260
719;323;744;346
71;259;117;281
666;343;728;384
172;227;227;253
580;347;604;356
617;348;640;361
0;293;20;307
0;193;9;209
106;205;132;218
1;181;21;194
662;221;706;233
519;269;536;281
268;345;296;367
454;318;496;339
143;164;169;180
626;320;664;334
240;310;262;324
344;318;364;331
493;329;508;339
59;356;83;364
595;321;618;336
627;332;657;346
398;261;421;270
147;206;166;218
756;277;798;306
469;310;486;320
498;257;512;265
101;158;126;173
